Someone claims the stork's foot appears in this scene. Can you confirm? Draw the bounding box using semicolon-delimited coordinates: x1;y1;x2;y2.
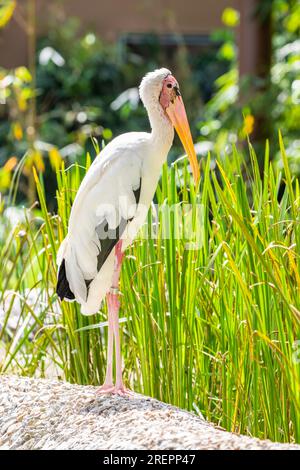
111;384;133;397
97;383;115;395
96;383;133;396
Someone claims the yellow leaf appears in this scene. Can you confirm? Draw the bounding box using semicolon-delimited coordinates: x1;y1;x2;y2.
12;122;23;140
15;66;32;83
0;1;16;29
24;149;45;173
49;147;62;170
17;95;27;111
33;150;45;173
4;155;17;171
0;168;11;190
222;8;240;28
243;115;255;136
102;128;113;140
216;161;237;204
32;165;38;183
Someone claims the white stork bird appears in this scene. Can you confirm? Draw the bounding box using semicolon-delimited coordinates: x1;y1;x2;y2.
56;68;199;395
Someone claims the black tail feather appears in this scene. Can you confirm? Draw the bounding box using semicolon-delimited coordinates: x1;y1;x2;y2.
56;259;75;301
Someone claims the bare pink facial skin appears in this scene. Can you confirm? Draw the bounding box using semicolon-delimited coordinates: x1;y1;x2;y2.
159;73;200;183
159;74;180;111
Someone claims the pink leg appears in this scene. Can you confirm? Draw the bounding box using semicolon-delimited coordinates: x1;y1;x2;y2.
97;241;131;396
110;241;128;395
97;296;114;394
109;290;127;395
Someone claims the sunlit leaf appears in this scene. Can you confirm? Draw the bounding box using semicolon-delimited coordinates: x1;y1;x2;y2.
102;128;113;140
284;5;300;33
33;150;45;173
0;167;11;190
49;147;62;171
15;66;32;83
12;122;23;141
24;149;45;174
3;156;17;171
0;0;16;29
218;42;236;61
222;7;240;28
243;115;255;136
16;95;27;111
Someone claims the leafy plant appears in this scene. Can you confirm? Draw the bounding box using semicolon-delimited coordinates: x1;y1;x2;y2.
199;2;300;172
1;10;227;205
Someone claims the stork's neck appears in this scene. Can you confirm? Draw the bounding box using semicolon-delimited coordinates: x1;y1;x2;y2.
147;102;174;158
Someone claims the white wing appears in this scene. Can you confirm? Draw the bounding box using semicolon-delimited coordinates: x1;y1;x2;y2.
57;132;149;314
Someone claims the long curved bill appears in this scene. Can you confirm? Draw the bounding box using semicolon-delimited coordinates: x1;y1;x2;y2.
166;96;200;184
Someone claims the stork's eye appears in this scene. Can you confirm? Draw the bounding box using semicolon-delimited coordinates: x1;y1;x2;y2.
167;83;172;88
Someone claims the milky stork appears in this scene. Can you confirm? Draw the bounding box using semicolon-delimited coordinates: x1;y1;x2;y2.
56;68;199;395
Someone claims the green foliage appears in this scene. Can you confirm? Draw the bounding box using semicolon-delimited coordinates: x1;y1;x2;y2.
0;139;299;443
0;18;225;204
0;66;34;155
199;2;300;172
34;21;221;158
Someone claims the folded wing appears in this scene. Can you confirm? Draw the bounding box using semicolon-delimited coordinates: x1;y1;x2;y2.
56;139;144;313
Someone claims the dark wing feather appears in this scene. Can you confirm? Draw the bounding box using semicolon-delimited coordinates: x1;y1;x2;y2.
56;259;75;300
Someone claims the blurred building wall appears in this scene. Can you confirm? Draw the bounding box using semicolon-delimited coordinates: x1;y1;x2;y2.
0;0;240;68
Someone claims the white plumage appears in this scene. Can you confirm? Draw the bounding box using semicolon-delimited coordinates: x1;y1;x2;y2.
56;67;199;394
57;68;175;315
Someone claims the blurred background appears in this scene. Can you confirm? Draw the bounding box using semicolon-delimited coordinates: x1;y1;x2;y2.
0;0;299;205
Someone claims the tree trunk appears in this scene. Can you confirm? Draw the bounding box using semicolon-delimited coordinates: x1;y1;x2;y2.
238;0;272;148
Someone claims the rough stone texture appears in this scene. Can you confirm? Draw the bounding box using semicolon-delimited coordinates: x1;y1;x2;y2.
0;375;299;450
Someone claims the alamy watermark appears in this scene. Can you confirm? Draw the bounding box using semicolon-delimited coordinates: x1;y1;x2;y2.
95;201;205;250
292;340;300;364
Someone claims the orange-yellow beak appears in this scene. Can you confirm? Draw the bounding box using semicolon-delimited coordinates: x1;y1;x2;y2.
166;96;199;184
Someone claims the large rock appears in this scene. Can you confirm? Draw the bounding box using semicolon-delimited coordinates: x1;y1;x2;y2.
0;375;298;450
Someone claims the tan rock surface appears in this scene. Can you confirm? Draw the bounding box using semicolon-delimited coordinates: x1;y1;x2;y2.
0;375;299;450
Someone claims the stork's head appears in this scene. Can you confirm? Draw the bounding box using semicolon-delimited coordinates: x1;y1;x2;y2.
139;68;199;183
